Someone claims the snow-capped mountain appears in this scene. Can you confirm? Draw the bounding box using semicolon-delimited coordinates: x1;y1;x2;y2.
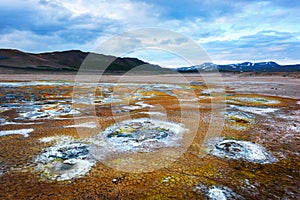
176;63;218;72
177;61;300;72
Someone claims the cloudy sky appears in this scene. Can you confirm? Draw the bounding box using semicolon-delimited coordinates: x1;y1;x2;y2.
0;0;299;67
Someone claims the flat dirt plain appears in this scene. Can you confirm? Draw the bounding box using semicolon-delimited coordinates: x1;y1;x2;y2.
0;72;299;199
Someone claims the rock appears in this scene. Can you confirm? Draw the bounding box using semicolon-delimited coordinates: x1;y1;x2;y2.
112;178;118;184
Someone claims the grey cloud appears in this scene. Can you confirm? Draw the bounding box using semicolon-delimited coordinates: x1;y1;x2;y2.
159;37;189;46
204;30;300;61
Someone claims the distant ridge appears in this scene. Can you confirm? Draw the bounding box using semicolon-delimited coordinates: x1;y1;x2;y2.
1;49;299;73
177;61;300;72
0;49;168;74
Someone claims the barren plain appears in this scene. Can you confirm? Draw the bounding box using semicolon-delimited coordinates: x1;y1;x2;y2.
0;72;299;199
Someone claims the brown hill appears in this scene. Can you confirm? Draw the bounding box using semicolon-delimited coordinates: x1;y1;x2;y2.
0;49;167;74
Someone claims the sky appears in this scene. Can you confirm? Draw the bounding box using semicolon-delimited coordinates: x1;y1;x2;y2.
0;0;299;67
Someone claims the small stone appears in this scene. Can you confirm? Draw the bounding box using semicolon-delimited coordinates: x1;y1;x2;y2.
234;166;241;170
112;178;118;184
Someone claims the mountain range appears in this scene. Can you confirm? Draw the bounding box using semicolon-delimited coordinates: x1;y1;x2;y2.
176;61;300;72
0;49;167;74
1;49;299;73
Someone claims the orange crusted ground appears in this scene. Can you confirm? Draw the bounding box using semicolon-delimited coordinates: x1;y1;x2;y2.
0;75;299;199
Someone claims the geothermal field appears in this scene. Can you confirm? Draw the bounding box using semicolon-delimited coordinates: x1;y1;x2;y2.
0;74;299;199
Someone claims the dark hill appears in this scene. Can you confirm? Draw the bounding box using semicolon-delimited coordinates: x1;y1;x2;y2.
0;49;168;74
